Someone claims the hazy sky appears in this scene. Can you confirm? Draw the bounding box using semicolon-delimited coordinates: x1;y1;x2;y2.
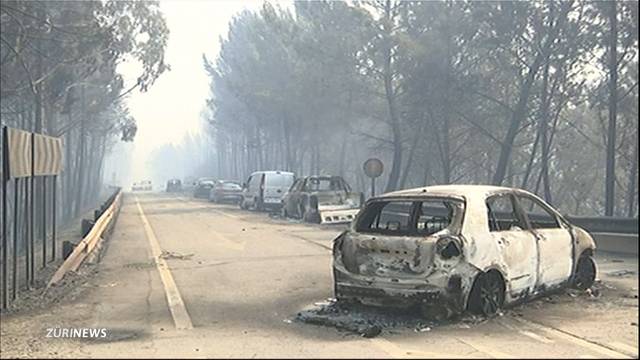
117;0;268;183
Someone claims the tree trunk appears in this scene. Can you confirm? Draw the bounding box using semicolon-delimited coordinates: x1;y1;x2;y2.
492;2;569;186
74;87;86;217
604;0;618;216
540;59;553;204
626;134;638;217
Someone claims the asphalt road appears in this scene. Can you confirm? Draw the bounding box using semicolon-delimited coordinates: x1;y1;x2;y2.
1;192;638;358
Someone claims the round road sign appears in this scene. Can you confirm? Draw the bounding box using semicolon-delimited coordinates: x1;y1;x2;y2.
363;158;384;178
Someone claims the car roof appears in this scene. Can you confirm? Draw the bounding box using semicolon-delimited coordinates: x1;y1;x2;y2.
378;184;518;199
303;175;343;180
251;171;294;176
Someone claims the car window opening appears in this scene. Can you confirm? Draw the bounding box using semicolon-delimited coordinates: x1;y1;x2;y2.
355;199;461;236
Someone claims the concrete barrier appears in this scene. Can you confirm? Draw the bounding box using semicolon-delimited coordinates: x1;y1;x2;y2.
592;232;639;255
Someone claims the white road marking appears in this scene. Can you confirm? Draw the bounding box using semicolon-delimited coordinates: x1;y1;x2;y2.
497;317;555;344
135;197;193;330
610;341;639;356
512;317;632;358
212;209;239;219
176;196;241;219
456;338;512;358
369;337;466;359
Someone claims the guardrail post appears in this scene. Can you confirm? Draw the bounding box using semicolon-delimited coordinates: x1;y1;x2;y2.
42;175;46;269
2;170;7;309
12;178;19;301
51;175;56;262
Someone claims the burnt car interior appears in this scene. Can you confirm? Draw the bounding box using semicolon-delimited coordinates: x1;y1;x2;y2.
517;196;561;229
355;199;460;236
486;194;562;231
486;195;526;232
304;177;351;192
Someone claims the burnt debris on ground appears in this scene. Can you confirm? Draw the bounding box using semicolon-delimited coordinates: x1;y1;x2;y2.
294;298;486;338
293;283;622;338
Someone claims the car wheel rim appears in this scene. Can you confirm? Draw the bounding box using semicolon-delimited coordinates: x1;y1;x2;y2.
575;257;595;289
480;274;502;316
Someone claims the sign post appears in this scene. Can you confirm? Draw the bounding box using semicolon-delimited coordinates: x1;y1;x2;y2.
363;158;384;198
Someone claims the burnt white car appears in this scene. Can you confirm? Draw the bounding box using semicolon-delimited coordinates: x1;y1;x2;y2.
332;185;597;317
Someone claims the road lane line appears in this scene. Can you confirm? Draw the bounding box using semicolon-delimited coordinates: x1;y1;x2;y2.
610;342;639;356
497;318;554;344
212;209;239;219
456;338;512;358
135;197;193;330
175;196;241;219
513;317;631;358
369;337;462;358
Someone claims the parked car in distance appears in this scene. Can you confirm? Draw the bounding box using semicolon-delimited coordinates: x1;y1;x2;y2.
131;180;152;192
193;177;216;199
282;175;363;224
332;185;597;318
240;171;295;211
209;180;243;204
166;178;182;192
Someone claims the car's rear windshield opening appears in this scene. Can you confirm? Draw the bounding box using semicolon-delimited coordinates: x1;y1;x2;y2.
355;198;464;236
222;182;241;190
306;177;348;192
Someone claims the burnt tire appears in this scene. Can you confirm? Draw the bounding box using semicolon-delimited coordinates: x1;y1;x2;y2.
572;255;596;290
468;271;505;317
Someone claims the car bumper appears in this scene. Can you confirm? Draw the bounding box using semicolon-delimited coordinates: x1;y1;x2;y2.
215;194;242;201
332;265;465;312
318;208;359;224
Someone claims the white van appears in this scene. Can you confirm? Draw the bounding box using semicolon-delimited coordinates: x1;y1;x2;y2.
240;171;295;211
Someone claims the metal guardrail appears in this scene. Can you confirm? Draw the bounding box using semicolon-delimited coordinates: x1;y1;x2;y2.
47;188;122;287
591;233;639;255
566;216;639;235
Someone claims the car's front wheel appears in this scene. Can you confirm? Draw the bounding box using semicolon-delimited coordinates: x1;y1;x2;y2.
468;271;505;317
572;255;596;290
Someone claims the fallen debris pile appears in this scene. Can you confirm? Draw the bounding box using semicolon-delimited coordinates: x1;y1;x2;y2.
293;299;484;338
160;250;194;261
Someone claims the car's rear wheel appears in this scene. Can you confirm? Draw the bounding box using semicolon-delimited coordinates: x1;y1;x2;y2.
572;255;596;290
468;271;505;317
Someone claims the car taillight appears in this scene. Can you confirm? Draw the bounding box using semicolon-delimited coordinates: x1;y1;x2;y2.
332;231;347;254
436;236;462;259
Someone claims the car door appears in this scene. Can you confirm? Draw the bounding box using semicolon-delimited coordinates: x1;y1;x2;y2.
486;193;538;296
284;179;300;215
294;178;308;217
515;194;573;288
243;175;254;206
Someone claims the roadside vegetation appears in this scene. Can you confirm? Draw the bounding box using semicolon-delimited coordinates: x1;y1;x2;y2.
203;0;638;217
